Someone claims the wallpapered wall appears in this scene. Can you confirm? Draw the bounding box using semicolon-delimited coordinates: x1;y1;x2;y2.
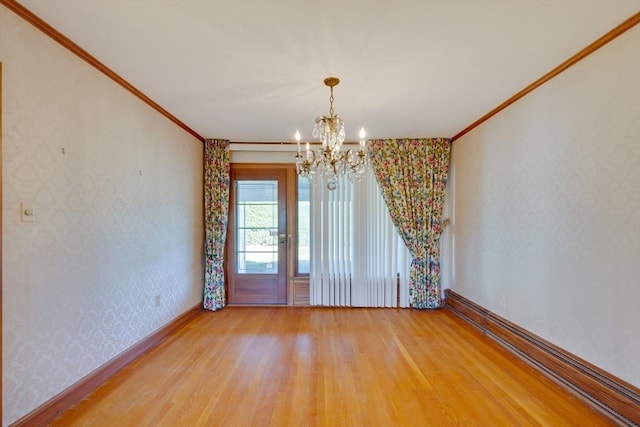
1;7;204;426
445;24;639;387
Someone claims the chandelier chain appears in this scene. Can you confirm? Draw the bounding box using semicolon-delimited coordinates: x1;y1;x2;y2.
329;86;334;117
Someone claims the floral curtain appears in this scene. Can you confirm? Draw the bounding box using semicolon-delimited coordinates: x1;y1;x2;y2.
369;138;451;309
203;139;230;311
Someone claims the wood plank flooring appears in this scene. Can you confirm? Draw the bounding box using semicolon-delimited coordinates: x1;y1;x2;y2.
51;307;613;426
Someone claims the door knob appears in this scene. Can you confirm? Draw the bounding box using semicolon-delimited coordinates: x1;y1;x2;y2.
278;234;286;244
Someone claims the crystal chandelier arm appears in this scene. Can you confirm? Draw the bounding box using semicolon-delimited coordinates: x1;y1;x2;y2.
344;147;366;168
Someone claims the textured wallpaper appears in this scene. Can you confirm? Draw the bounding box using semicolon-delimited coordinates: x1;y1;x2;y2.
446;25;639;387
1;7;204;426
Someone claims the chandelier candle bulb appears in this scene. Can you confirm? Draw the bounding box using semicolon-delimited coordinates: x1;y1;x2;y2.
295;130;301;153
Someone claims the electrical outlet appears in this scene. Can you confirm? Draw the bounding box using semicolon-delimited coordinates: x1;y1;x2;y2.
154;295;161;307
498;295;506;311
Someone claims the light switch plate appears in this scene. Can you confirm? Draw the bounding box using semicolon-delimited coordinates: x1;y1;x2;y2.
21;202;35;222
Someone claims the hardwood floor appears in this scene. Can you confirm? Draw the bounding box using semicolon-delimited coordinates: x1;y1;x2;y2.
51;307;613;426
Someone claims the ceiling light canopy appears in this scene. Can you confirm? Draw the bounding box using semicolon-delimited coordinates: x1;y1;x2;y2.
295;77;367;190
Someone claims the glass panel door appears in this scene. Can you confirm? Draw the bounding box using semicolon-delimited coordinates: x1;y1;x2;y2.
228;168;287;304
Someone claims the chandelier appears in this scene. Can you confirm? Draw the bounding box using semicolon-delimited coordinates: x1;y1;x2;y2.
295;77;367;190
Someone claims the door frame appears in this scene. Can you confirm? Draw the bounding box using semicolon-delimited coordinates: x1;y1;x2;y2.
1;61;4;424
225;163;297;305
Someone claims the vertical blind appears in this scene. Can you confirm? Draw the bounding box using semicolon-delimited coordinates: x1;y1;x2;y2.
309;168;411;307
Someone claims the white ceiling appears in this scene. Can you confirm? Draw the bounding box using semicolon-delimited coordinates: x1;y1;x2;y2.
16;0;640;142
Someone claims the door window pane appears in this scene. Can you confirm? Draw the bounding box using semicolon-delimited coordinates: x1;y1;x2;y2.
298;177;310;274
236;180;278;274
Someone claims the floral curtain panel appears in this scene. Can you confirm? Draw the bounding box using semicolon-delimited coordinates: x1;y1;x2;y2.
203;139;230;311
369;138;451;309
